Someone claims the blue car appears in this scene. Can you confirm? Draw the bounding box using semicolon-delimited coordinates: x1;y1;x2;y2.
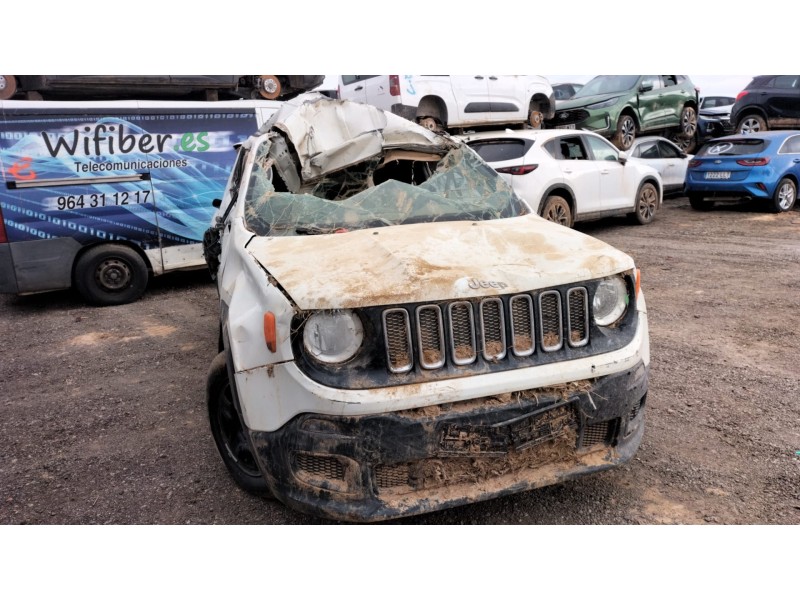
685;131;800;212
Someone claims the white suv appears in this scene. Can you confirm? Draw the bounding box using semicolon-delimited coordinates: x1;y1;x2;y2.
338;75;555;131
202;94;650;522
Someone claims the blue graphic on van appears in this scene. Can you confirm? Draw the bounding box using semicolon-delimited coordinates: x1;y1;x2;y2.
0;111;256;249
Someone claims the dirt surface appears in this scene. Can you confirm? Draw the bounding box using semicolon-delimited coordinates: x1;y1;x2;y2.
1;196;799;525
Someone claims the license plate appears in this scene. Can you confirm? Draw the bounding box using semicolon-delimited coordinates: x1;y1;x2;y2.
556;124;575;130
705;171;731;180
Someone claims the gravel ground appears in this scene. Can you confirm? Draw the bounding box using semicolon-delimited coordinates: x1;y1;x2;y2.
1;196;799;526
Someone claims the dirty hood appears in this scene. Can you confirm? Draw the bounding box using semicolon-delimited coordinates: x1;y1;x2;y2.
556;93;624;111
246;214;634;310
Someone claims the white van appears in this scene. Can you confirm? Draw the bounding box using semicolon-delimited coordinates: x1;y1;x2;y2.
338;75;555;131
0;98;280;305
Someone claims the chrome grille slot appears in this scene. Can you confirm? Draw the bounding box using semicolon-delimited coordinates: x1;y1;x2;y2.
539;291;563;351
448;302;476;365
416;305;445;369
510;294;535;357
383;309;413;373
567;287;589;347
480;298;506;360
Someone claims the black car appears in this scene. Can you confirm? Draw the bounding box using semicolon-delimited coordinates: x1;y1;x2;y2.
730;75;800;134
697;96;735;144
0;75;325;101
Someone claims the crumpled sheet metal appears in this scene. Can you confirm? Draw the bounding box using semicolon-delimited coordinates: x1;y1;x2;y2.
264;94;451;182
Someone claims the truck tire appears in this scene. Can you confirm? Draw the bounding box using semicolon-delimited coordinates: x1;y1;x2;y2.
73;244;149;306
207;351;272;497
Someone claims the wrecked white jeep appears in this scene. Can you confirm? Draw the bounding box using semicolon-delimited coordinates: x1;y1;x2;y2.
203;94;650;522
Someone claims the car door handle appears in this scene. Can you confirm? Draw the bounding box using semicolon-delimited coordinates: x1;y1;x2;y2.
475;76;484;80
489;76;498;80
600;169;610;175
354;85;363;91
794;158;800;163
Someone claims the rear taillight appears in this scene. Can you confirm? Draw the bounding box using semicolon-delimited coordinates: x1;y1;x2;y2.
496;164;538;175
736;90;749;102
688;159;701;168
0;206;7;243
736;157;769;166
389;75;400;96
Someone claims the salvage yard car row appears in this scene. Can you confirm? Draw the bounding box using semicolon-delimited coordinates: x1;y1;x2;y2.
1;75;798;522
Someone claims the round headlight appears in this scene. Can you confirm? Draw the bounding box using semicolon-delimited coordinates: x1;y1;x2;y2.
593;276;629;326
303;310;364;364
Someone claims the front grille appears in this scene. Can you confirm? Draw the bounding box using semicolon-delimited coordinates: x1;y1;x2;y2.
382;287;590;374
582;421;611;447
375;464;411;488
295;453;345;480
552;108;590;126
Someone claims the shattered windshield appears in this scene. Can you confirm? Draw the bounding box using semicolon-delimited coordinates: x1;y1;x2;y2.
243;143;528;236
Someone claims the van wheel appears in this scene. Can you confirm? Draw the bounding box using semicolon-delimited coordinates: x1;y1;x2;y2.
258;75;282;100
74;244;149;306
0;75;17;100
541;195;573;227
207;352;271;497
418;116;443;132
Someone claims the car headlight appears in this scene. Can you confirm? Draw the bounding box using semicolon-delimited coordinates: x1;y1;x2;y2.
587;97;621;110
303;310;364;364
593;276;629;326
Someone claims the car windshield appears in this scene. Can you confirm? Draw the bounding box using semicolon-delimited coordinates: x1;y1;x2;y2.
697;138;768;156
243;144;528;236
573;75;640;98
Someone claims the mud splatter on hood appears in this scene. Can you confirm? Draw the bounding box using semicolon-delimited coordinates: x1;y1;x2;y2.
246;214;634;310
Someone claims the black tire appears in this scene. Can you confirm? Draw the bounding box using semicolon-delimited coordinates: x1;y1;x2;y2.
737;114;767;134
258;75;282;100
632;182;659;225
207;351;271;497
771;177;796;213
689;194;714;211
670;130;698;154
0;75;17;100
612;114;636;151
73;244;149;306
540;195;573;227
679;105;698;140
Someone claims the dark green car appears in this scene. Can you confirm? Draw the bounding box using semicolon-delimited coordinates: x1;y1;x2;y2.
546;75;699;152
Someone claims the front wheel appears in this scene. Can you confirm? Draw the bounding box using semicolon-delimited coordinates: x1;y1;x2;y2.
540;195;573;227
737;114;767;134
771;177;797;212
612;114;636;151
207;352;271;497
632;182;659;225
73;244;149;305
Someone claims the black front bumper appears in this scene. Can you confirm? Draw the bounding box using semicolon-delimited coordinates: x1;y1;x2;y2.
250;362;648;522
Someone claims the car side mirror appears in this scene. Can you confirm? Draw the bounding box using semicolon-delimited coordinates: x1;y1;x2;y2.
679;152;688;159
212;198;222;208
640;82;653;93
617;151;628;165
